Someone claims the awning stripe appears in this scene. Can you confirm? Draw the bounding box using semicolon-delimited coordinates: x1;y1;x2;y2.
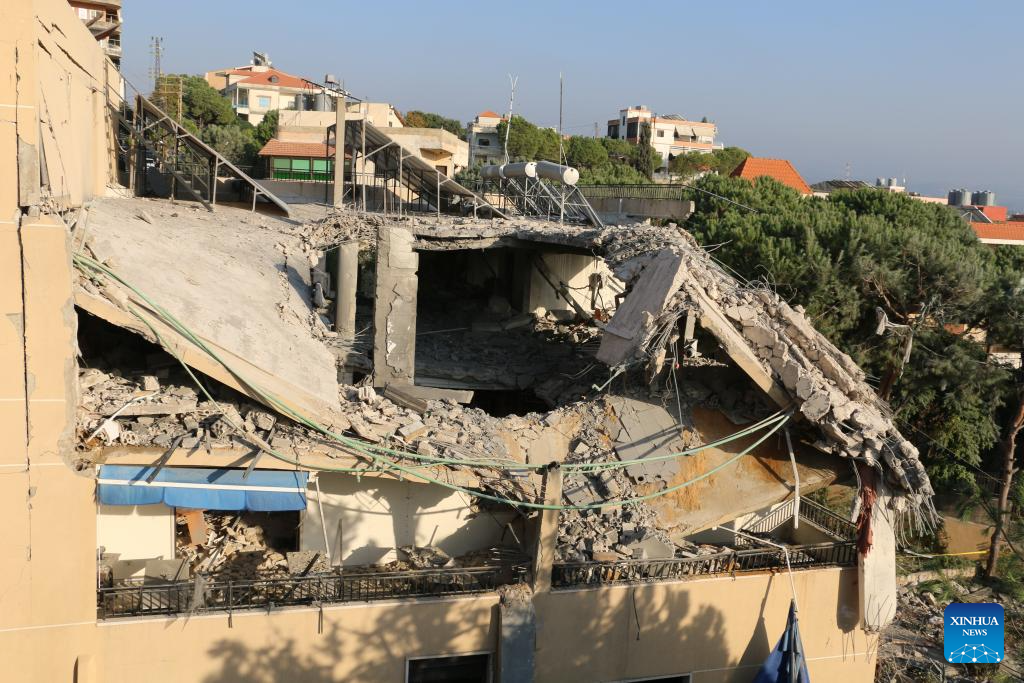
97;478;305;493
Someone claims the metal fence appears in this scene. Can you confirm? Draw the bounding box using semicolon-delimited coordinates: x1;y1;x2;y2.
577;184;691;200
98;565;526;619
551;542;856;589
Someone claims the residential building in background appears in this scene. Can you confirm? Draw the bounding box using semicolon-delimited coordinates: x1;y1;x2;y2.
68;0;122;68
731;157;812;195
257;106;467;202
467;110;504;167
607;105;720;171
204;55;321;125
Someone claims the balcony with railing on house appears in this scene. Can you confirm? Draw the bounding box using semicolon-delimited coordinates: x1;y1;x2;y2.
552;541;857;589
98;564;528;619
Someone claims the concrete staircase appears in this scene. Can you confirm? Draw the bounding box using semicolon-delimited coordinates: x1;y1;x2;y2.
738;498;856;544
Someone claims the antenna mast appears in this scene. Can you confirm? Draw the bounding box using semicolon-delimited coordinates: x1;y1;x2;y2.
503;74;518;165
149;36;164;92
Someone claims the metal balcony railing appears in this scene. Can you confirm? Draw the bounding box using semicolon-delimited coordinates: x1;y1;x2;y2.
98;565;526;619
740;498;856;541
551;541;856;589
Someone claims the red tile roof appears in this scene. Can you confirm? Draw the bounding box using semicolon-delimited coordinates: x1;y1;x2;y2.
258;140;335;158
237;68;317;90
971;221;1024;243
730;157;812;195
979;205;1009;222
477;110;502;118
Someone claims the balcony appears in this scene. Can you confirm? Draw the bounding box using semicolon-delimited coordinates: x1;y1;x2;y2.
98;564;526;619
551;541;856;589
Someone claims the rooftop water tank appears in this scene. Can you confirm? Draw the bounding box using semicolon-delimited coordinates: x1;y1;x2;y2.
971;190;996;207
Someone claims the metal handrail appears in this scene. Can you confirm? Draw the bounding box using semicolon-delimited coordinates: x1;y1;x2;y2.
799;500;857;540
551;542;856;589
98;565;526;619
740;498;855;540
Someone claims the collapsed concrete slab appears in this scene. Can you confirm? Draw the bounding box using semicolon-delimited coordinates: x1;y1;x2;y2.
595;225;936;531
76;197;341;421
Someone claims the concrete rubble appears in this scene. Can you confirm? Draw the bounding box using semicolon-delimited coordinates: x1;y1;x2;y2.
594;224;937;530
76;199;936;569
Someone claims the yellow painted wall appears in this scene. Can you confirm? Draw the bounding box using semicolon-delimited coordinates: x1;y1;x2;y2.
534;568;874;683
96;595;500;682
81;567;869;682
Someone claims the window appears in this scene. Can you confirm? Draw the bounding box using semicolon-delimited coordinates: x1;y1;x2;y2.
406;654;490;683
478;138;490;146
236;89;249;107
657;130;665;137
272;157;332;181
257;96;271;108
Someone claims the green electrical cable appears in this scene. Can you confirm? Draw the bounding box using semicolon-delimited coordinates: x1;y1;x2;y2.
77;253;793;511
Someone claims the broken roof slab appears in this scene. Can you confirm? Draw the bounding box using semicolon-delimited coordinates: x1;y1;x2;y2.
76;197;340;420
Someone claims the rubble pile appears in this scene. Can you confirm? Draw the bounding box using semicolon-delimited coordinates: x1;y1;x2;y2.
77;361;750;563
596;225;937;527
175;511;292;578
415;313;600;407
877;577;1022;681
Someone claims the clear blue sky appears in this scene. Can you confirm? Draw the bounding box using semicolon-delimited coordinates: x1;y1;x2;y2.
121;0;1024;210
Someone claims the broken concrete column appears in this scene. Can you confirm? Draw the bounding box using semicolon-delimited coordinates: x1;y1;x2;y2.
860;478;898;630
334;240;358;339
531;465;563;593
498;584;536;683
372;226;418;386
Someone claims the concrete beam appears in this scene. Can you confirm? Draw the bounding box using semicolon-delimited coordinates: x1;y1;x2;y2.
87;444;486;489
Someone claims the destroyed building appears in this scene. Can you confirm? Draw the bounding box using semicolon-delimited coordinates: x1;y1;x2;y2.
3;3;935;682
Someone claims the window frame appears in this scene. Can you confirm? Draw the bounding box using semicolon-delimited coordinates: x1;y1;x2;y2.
404;651;493;683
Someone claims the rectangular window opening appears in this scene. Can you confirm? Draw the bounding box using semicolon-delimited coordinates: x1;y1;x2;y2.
406;654;491;683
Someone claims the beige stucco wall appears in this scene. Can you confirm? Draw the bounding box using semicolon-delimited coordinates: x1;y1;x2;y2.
302;473;517;566
71;567;870;682
1;2;116;681
96;594;500;682
97;504;176;579
534;568;873;682
384;128;470;173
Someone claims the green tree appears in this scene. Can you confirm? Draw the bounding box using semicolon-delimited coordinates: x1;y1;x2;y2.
683;174;1020;490
669;146;750;178
495;116;563;163
200;124;259;167
177;75;237;129
253;109;279;148
404;110;467;139
566;136;609;169
635;122;655;179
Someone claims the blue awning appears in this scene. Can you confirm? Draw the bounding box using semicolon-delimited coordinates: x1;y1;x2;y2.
97;465;309;512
